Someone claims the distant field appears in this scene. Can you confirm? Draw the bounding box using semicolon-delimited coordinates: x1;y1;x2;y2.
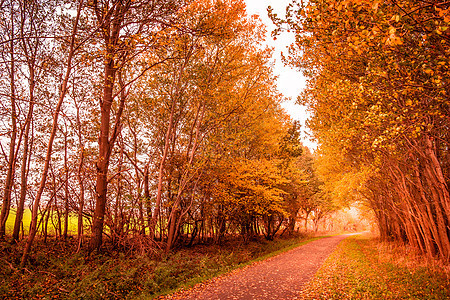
5;208;80;236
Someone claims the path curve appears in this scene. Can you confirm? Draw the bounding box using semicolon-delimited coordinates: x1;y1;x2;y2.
162;234;351;300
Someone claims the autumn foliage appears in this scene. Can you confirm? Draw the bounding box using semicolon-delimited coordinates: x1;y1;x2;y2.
275;0;450;261
0;0;334;269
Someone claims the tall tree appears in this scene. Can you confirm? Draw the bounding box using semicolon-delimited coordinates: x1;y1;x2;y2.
20;0;83;267
11;0;47;243
0;0;18;238
275;0;450;260
88;0;185;250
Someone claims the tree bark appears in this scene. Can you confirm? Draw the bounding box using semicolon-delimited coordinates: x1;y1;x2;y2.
63;128;69;240
90;1;130;251
73;97;85;251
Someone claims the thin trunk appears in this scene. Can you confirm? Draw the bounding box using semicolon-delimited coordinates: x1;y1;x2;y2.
151;48;195;241
20;0;82;268
423;160;450;259
63;130;69;240
166;102;204;250
424;135;450;216
12;72;34;243
43;208;50;243
74;99;85;251
150;91;176;240
55;192;62;239
144;164;151;230
76;173;85;252
13;0;36;243
130;124;145;235
413;163;439;257
0;3;17;238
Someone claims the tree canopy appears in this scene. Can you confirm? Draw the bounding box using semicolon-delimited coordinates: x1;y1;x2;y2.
274;0;450;261
0;0;337;267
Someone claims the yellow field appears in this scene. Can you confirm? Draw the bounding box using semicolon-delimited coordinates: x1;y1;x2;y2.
5;208;80;235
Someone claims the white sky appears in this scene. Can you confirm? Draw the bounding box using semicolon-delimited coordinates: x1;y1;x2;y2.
244;0;317;150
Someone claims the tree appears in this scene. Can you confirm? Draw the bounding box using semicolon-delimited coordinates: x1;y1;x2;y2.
21;0;83;267
11;0;43;243
87;0;185;251
276;0;450;260
0;0;18;238
0;0;319;263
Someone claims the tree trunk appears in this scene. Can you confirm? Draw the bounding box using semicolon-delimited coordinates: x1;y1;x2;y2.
63;130;69;240
90;2;129;248
0;3;17;238
12;75;34;243
150;101;175;240
144;164;151;231
20;0;82;268
91;58;116;250
75;99;85;251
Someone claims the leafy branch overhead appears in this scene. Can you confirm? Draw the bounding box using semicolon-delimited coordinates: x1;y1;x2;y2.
274;0;450;261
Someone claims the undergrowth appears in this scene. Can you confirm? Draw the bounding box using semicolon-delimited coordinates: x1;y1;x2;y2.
0;233;313;299
299;234;450;299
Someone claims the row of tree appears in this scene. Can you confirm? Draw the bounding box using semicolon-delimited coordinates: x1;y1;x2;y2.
277;0;450;261
0;0;334;266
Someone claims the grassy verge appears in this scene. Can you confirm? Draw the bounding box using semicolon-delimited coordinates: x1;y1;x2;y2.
299;234;450;299
0;233;319;299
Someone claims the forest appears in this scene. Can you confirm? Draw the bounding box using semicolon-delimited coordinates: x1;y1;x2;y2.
0;0;335;267
0;0;449;298
274;0;450;262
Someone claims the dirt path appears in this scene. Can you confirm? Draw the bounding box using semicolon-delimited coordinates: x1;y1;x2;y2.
162;234;351;300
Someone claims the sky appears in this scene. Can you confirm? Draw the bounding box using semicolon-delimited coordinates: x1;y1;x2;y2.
243;0;317;150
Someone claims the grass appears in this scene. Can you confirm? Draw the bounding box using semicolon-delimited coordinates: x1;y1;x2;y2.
0;233;318;299
4;232;448;299
299;234;450;299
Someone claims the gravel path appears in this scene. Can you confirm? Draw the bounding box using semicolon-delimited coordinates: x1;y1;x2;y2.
163;234;350;300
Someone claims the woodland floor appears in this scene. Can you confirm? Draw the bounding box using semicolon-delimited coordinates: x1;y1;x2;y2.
1;233;449;299
0;233;318;299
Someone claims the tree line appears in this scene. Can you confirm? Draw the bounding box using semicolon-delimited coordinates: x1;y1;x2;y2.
276;0;450;261
0;0;333;267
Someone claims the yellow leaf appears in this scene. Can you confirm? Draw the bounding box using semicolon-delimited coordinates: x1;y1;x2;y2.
391;15;400;22
372;1;379;11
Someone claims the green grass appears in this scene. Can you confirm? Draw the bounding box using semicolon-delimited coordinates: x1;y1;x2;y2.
0;233;319;299
299;234;450;299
